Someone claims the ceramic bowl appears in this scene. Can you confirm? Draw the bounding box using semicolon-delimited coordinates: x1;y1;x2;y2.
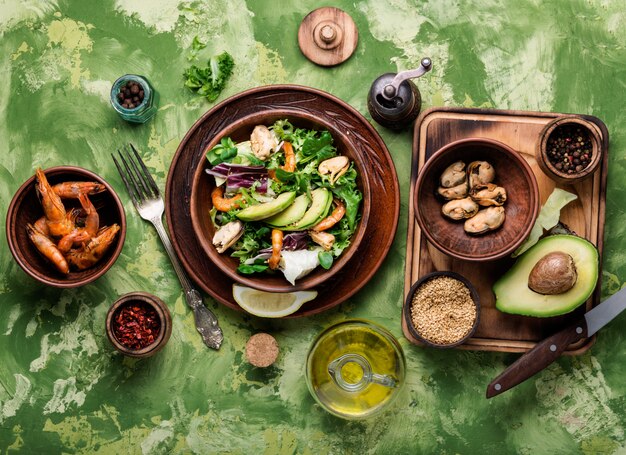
190;111;371;293
106;292;172;358
414;138;540;262
6;166;126;287
404;271;480;348
536;115;602;185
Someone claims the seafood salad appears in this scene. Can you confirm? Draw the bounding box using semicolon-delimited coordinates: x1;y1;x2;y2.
26;168;120;274
206;119;362;284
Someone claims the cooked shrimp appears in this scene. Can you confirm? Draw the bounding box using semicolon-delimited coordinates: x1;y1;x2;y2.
57;194;99;253
211;186;244;212
66;224;120;270
34;216;50;238
268;229;283;270
312;199;346;231
26;223;69;274
268;142;296;181
281;142;296;173
36;168;73;237
78;192;99;237
52;181;106;198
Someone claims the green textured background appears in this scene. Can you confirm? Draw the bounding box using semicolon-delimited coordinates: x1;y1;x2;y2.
1;1;626;453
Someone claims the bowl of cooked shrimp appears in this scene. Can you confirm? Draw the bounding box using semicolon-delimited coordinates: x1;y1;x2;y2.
6;166;126;288
189;110;371;293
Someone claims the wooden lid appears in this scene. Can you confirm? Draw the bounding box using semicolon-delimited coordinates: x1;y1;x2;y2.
298;7;358;67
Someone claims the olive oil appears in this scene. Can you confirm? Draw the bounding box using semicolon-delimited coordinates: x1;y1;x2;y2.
306;320;405;419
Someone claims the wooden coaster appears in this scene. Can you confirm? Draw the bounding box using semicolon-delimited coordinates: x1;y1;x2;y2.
298;7;358;67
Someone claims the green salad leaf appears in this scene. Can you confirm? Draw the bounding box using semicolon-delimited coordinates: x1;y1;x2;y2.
184;51;234;102
512;188;578;257
318;251;334;269
206;137;238;165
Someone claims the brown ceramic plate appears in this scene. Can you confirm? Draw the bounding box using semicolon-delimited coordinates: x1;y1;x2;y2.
414;138;540;261
189;111;370;293
6;166;126;287
166;85;399;317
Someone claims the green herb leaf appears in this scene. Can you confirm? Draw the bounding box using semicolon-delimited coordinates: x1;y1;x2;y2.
183;51;235;102
206;137;238;165
192;36;206;51
318;251;334;269
274;168;295;182
237;263;269;274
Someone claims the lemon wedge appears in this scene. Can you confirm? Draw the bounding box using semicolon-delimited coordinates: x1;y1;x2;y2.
232;284;317;318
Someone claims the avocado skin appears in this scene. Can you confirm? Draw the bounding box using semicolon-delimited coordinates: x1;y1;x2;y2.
494;235;599;317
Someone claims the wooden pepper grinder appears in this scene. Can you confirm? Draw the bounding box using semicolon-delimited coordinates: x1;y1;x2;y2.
367;58;433;130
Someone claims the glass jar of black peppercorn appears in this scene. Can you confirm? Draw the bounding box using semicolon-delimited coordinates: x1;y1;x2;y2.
536;116;603;185
110;74;158;123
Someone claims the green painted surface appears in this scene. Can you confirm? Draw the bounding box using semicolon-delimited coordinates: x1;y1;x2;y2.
1;0;626;453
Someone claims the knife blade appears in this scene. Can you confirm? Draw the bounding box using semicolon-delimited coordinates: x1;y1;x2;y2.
486;285;626;398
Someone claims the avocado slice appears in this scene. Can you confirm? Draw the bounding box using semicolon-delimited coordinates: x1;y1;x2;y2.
265;194;311;227
494;235;599;317
236;191;296;222
283;188;332;231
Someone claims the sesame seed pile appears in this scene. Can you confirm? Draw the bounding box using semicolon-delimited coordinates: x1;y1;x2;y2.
410;276;477;345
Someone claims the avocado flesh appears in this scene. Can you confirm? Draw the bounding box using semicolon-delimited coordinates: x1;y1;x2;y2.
494;235;598;317
265;194;310;227
236;191;296;222
283;188;332;231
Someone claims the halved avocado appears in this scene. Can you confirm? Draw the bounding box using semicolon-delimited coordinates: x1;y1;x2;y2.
265;194;311;227
236;191;296;222
494;235;599;317
283;188;332;231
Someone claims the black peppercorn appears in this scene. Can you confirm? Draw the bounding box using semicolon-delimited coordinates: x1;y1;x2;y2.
546;125;593;174
117;80;146;110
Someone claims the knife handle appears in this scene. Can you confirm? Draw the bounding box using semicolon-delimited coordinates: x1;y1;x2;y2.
486;317;588;398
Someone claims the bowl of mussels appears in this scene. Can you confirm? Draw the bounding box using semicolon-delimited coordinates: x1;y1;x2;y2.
414;138;540;262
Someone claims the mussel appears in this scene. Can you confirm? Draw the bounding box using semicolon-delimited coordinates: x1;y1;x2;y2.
250;125;278;161
463;206;505;234
212;220;244;253
440;161;466;188
470;183;507;206
437;181;468;200
309;230;335;250
318;156;350;185
442;197;479;220
467;161;495;188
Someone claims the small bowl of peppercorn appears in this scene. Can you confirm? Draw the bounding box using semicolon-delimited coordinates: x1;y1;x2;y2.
110;74;158;123
106;292;172;358
536;116;602;185
404;271;480;348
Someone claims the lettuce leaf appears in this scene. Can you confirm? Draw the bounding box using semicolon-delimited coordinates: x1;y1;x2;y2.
512;188;578;257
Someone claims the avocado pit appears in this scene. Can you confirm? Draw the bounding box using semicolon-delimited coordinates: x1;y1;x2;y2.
528;251;577;295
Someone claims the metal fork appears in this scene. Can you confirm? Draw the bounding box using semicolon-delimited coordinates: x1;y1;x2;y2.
112;144;223;350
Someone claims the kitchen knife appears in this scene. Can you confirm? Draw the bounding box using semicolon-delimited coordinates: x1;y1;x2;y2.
486;285;626;398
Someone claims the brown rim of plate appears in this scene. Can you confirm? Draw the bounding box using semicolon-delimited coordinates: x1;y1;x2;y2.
6;166;126;288
106;292;172;358
403;271;480;349
414;137;540;262
189;110;371;293
165;84;400;317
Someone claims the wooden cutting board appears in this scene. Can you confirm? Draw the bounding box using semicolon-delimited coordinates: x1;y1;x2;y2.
403;107;609;354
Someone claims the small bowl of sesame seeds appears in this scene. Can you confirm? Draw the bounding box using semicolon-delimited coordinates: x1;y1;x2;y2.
536;116;602;185
404;271;480;348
